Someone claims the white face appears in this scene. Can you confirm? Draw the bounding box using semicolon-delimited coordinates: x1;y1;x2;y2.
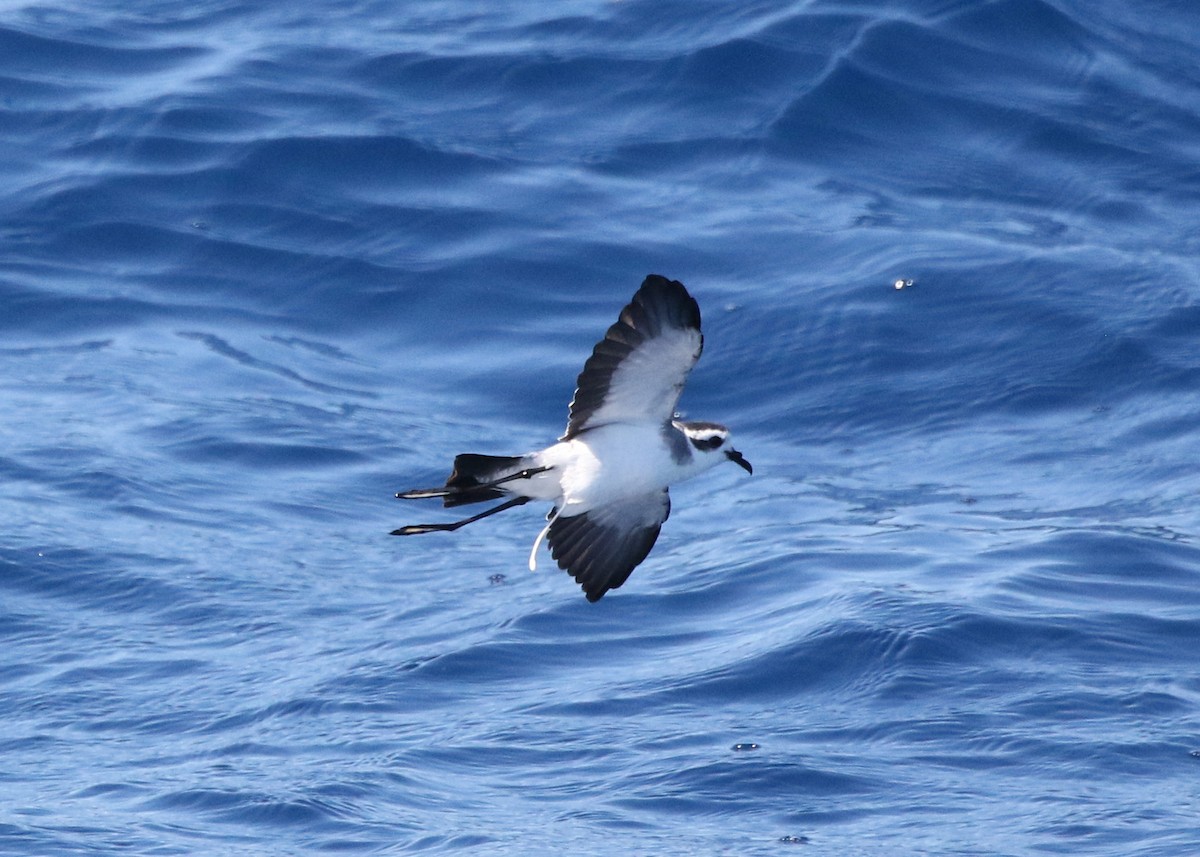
686;428;729;454
680;424;753;474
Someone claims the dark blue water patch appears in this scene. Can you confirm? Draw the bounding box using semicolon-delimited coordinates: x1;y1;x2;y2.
0;825;68;857
71;781;153;800
54;657;208;688
54;467;164;508
594;137;768;184
171;438;366;469
205;741;310;764
36;219;203;269
0;336;113;359
0;279;258;337
395;833;502;852
173;331;376;397
311;659;464;716
0;733;76;759
765;0;1200;223
770;38;1025;171
198;696;385;738
189;199;493;266
611;758;875;823
946;0;1098;50
14;442;231;529
0;24;208;76
68;132;227;172
142;786;343;829
353;51;520;112
237;135;507;196
0;72;78;113
148;102;274;140
504;53;668;105
1153;303;1200;339
1008;688;1190;725
0;453;53;487
723;253;1196;444
987;528;1200;615
1;1;1198;854
405;636;628;688
678;34;828;102
1117;412;1200;446
263;335;363;363
0;546;209;619
14;163;226;235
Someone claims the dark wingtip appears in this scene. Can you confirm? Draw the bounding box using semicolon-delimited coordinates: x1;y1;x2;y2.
638;274;701;331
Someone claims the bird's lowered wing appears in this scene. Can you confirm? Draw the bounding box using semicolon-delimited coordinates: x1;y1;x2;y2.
547;490;671;602
562;275;702;440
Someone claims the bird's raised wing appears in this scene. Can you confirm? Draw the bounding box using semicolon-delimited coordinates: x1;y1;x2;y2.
547;490;671;602
562;275;703;440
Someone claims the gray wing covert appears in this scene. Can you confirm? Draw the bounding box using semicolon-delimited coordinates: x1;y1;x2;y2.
562;275;702;440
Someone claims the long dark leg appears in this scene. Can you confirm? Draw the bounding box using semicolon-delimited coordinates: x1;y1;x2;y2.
395;467;551;501
390;496;531;536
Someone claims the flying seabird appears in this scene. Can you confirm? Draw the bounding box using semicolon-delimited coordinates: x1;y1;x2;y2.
392;274;752;601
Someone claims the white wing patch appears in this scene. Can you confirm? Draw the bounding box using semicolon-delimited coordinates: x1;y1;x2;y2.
563;276;703;438
578;327;700;428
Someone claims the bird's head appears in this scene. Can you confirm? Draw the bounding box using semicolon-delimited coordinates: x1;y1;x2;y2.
676;420;753;475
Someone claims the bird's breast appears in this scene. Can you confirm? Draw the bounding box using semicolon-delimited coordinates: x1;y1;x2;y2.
538;424;681;513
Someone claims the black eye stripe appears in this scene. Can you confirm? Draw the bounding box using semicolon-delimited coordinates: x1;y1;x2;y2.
690;435;724;451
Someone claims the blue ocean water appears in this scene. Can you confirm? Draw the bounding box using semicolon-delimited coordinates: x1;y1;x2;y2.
2;0;1199;853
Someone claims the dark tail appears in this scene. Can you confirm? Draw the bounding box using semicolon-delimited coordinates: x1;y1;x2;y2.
441;453;525;507
393;454;550;536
